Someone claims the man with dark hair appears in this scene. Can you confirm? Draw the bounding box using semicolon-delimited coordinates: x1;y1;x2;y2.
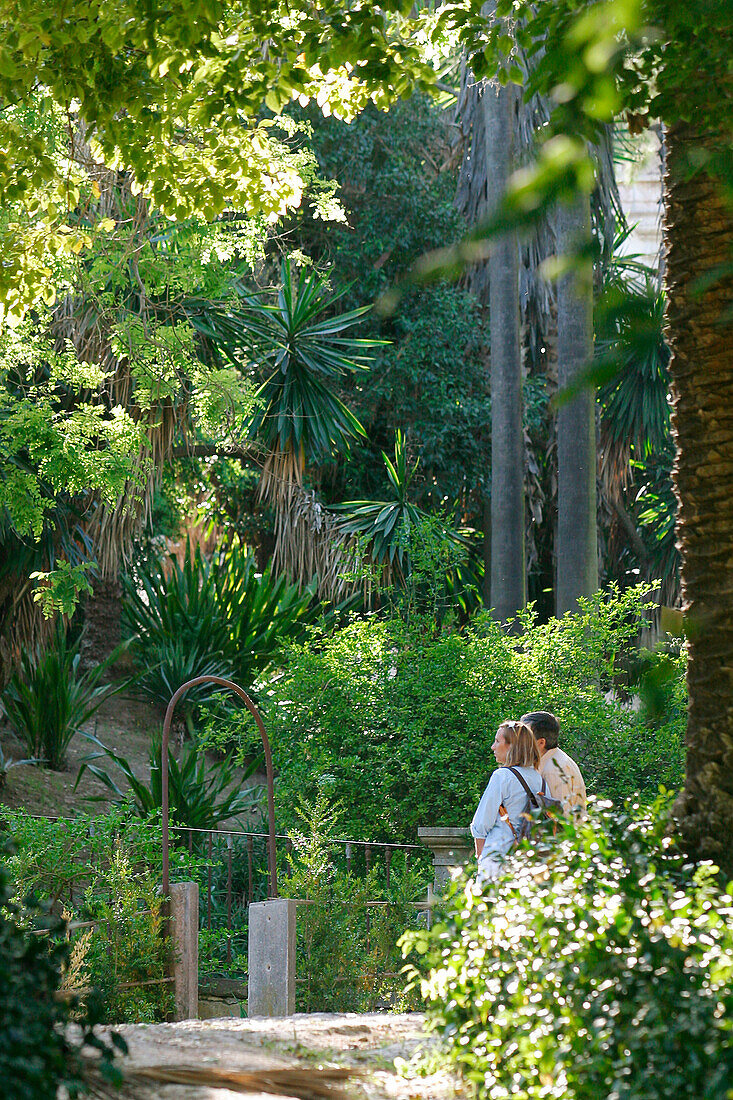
520;711;587;814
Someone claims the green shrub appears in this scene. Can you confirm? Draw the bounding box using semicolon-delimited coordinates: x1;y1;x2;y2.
262;588;685;842
0;844;122;1099
1;811;203;1025
71;841;173;1024
1;621;126;770
0;806;199;903
280;795;429;1012
122;539;317;722
402;798;733;1100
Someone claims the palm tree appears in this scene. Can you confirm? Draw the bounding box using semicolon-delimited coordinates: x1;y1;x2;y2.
597;263;678;605
555;194;598;614
193;259;379;593
663;123;733;874
232;259;375;502
484;80;527;622
454;58;621;618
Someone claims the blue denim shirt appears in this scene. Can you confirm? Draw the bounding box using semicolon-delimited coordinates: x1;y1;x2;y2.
470;765;545;860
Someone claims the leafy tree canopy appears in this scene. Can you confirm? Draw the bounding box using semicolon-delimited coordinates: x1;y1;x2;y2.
0;0;437;327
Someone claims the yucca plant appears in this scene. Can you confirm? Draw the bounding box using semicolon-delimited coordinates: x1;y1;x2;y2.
214;540;316;683
332;430;424;578
333;431;468;578
1;622;126;770
123;544;231;658
190;259;378;499
132;639;234;734
76;733;263;832
122;545;234;726
122;540;317;712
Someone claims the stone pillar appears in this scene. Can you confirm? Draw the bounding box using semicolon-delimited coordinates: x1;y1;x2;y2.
418;827;473;892
248;899;296;1017
169;882;199;1021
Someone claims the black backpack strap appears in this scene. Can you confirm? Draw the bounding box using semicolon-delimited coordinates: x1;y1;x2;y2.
505;766;540;808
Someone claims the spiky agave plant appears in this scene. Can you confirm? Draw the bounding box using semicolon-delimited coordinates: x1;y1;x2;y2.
193;258;377;502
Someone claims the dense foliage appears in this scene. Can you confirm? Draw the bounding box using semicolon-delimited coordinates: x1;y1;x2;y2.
123;539;317;715
259;588;685;842
280;795;429;1012
0;0;434;327
403;798;733;1099
0;843;122;1097
295;95;489;513
1;810;198;1023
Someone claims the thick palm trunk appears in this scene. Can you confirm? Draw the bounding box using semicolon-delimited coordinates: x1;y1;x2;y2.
485;80;526;622
555;194;598;614
665;124;733;878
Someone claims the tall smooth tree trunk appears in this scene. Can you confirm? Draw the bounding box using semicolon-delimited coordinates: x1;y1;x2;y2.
555;194;598;615
484;80;525;622
665;124;733;879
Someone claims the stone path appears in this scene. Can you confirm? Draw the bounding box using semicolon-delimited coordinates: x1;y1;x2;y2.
103;1013;463;1099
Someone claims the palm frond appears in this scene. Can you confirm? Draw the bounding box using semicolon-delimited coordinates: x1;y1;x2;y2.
191;259;378;502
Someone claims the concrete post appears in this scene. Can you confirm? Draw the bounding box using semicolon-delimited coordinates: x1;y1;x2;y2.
169;882;199;1021
248;899;296;1017
418;827;473;892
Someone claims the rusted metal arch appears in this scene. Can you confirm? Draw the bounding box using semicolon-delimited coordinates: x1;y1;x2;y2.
161;676;278;900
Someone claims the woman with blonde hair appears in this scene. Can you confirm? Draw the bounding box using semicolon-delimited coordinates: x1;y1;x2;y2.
470;719;545;881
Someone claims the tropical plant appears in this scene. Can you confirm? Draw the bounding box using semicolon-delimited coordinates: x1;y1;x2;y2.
332;432;473;614
597;272;677;600
402;797;733;1100
122;539;315;717
333;430;424;577
198;259;378;497
0;843;123;1100
0;622;126;770
215;540;318;677
131;638;234;733
75;734;263;833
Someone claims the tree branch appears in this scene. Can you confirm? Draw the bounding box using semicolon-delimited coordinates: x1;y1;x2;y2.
609;495;650;565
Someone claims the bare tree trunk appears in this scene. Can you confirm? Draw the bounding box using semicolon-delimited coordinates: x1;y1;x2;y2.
556;194;598;614
484;80;526;623
665;124;733;878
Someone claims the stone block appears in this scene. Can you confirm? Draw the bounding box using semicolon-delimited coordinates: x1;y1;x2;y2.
418;826;473;891
247;899;296;1017
170;881;199;1021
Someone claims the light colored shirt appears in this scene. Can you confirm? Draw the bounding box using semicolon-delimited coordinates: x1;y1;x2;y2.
539;747;587;814
470;765;545;865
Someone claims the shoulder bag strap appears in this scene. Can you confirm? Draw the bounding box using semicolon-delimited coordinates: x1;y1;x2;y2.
505;766;540;808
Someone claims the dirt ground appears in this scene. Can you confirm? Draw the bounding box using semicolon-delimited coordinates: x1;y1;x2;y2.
0;691;263;819
101;1012;464;1100
0;693;155;816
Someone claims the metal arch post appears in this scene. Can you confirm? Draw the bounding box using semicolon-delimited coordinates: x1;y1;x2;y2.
160;676;278;900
